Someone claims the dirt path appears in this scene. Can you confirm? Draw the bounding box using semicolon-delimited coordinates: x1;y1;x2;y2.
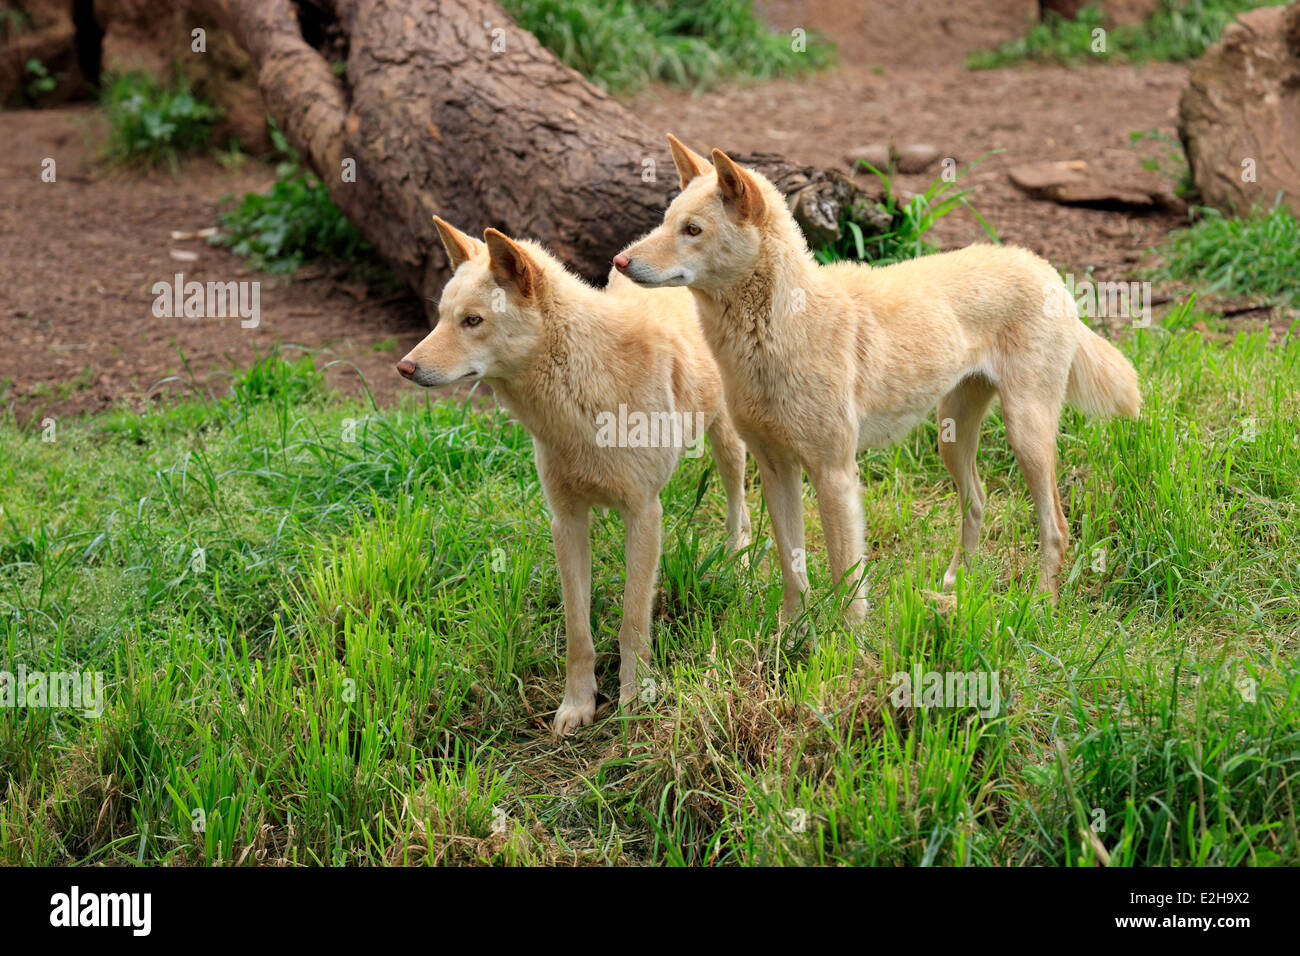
0;107;429;426
1;60;1199;425
628;60;1191;275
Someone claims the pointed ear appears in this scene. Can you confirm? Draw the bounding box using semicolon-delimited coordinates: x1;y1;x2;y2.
711;149;766;222
667;133;710;190
433;216;483;272
484;228;541;300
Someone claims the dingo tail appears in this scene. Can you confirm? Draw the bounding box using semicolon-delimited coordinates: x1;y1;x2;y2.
1067;324;1141;419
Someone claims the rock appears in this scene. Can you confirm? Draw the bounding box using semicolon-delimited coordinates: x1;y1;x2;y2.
896;143;942;174
844;144;892;173
1179;4;1300;215
1008;158;1173;210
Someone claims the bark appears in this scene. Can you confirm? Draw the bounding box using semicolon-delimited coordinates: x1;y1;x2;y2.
220;0;870;319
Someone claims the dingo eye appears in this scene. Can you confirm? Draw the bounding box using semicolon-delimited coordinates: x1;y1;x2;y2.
684;223;702;237
463;314;483;328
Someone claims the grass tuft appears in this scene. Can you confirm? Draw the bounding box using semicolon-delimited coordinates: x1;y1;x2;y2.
817;157;999;266
501;0;832;92
1154;202;1300;306
967;1;1286;69
99;70;223;170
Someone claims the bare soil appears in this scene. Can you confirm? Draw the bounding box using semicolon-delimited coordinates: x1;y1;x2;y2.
0;107;429;425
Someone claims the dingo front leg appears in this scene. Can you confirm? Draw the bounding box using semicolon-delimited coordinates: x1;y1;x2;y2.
750;441;809;626
617;497;662;709
552;506;597;736
808;459;868;623
1001;395;1068;605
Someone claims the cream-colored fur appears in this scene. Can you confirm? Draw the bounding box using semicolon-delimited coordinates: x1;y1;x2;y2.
617;135;1140;619
398;218;751;735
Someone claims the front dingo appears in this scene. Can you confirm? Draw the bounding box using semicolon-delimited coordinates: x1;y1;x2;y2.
399;218;751;734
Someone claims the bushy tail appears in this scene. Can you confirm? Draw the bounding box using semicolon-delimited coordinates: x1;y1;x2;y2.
1066;324;1141;419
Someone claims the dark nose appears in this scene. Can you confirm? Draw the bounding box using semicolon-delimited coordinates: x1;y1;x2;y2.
613;253;630;271
396;360;416;379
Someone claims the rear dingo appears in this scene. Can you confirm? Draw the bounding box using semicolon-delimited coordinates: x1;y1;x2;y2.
398;217;751;734
616;135;1139;619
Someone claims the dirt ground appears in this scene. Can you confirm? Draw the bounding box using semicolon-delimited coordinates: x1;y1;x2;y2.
627;59;1191;270
0;46;1261;427
0;107;430;425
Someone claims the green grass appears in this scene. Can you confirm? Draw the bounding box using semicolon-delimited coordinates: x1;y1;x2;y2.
1128;129;1197;199
99;70;223;169
966;1;1286;69
1154;202;1300;306
501;0;833;92
1;308;1296;864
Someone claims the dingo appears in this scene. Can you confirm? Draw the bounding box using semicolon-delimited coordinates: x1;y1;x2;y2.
398;218;751;734
616;135;1139;619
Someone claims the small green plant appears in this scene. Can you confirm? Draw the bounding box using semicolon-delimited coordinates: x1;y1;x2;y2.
967;0;1285;69
1128;129;1196;198
966;4;1109;69
100;70;223;169
213;164;374;274
1154;200;1300;305
23;58;61;101
215;138;250;172
500;0;832;92
816;156;999;266
214;120;396;279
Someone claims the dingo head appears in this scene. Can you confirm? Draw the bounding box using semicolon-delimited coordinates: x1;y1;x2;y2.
615;135;776;293
397;218;546;388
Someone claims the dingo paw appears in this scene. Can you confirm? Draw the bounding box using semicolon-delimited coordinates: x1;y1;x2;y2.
553;693;596;736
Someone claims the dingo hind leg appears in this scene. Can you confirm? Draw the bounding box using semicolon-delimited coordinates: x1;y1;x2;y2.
938;375;997;591
1000;391;1069;604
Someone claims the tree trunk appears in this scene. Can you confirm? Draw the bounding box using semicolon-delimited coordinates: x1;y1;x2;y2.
1039;0;1089;19
0;0;90;106
216;0;869;320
